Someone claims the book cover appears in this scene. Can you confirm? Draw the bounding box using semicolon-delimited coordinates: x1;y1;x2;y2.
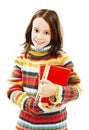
39;64;70;86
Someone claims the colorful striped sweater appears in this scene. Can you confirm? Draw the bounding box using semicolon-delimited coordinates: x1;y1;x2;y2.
7;45;81;130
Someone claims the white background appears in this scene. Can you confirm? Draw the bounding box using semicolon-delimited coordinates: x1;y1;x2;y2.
0;0;89;129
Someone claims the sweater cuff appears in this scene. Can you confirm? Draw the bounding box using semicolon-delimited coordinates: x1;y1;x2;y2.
16;92;29;108
49;84;62;104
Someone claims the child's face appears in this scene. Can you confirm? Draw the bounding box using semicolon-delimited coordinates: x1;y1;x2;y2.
31;17;51;50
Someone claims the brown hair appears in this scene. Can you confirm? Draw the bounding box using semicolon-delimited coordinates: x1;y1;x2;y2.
23;9;63;56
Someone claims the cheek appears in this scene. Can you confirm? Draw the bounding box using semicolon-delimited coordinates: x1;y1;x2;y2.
47;36;51;43
31;32;36;41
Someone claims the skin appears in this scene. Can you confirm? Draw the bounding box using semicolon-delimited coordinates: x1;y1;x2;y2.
31;17;56;97
38;79;56;97
31;17;51;50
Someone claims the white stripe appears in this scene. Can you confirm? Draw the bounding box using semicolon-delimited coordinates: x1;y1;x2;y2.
62;57;72;66
58;85;64;103
23;87;37;95
22;66;39;73
18;118;67;129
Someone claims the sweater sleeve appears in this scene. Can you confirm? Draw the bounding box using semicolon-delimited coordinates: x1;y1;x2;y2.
7;56;44;115
53;54;82;105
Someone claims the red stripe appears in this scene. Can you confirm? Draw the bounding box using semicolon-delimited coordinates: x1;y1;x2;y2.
20;110;67;124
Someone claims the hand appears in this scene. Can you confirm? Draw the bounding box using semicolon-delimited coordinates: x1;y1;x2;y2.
40;102;56;109
38;79;56;97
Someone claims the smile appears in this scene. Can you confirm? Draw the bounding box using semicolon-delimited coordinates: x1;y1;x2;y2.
36;41;44;45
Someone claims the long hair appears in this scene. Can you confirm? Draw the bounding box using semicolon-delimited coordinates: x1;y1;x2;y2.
23;9;63;56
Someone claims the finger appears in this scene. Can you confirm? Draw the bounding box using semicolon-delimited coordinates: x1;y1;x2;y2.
39;79;46;84
42;79;53;84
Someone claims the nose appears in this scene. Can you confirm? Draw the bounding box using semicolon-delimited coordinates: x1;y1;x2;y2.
37;33;43;39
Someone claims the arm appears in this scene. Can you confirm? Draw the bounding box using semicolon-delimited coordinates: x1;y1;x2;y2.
7;56;44;115
54;83;82;105
37;55;82;111
50;58;82;105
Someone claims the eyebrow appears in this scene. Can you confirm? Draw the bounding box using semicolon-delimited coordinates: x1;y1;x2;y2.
44;30;51;32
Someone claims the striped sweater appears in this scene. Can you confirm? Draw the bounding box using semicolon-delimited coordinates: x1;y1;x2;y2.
7;45;81;130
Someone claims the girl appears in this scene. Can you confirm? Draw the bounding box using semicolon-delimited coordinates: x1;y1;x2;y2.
7;9;82;130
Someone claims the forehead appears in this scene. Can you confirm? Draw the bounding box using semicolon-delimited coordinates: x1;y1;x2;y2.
32;17;50;30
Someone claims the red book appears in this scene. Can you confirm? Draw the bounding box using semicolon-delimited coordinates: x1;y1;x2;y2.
37;64;71;105
39;64;70;86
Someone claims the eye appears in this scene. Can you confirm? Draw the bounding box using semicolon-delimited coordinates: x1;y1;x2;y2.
45;31;49;35
35;29;39;32
33;28;39;33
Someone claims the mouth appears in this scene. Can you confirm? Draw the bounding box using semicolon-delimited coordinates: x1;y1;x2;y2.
36;41;44;45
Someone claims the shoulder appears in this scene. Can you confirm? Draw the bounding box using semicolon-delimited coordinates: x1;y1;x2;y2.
14;53;25;65
58;50;71;59
57;50;74;67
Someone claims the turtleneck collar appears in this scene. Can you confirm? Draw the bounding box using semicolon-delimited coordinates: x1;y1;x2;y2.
28;44;51;59
30;44;51;52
